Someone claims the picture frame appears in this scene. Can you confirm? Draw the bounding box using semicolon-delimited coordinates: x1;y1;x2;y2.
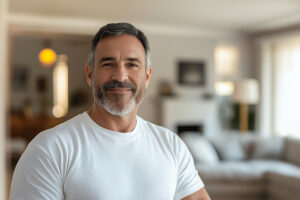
13;65;29;90
177;60;205;86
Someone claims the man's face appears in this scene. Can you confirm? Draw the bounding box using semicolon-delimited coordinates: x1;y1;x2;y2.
86;34;152;116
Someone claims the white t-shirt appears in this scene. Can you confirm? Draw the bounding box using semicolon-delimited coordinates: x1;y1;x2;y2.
10;112;204;200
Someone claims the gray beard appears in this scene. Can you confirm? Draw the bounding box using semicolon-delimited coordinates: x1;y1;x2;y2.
92;80;144;117
100;93;137;116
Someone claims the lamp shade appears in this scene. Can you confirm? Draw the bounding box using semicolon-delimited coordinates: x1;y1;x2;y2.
233;79;259;104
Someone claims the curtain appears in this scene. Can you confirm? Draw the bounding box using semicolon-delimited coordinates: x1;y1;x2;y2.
272;40;300;137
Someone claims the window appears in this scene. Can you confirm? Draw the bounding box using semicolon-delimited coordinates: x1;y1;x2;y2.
260;38;300;137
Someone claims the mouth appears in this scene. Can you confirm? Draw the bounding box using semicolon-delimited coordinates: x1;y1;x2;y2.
106;88;132;94
102;80;137;95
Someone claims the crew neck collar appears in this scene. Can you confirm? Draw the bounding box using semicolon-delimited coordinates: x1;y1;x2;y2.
82;111;141;138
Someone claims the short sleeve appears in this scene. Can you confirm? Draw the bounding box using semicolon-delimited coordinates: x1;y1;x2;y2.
174;138;204;200
9;134;64;200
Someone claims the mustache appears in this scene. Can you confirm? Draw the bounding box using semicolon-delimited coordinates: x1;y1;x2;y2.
103;80;136;92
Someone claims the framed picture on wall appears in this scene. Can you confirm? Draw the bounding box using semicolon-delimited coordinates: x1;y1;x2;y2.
177;60;205;86
13;65;29;90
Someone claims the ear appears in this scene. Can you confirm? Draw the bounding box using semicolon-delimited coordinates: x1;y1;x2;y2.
145;66;152;89
85;65;93;87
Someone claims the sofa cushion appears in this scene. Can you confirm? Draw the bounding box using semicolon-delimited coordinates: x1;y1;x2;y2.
211;136;246;161
251;137;284;159
196;161;265;182
180;133;219;165
196;159;300;182
249;159;300;175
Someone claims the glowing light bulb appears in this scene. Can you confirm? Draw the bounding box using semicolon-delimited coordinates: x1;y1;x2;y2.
39;48;57;67
215;81;234;96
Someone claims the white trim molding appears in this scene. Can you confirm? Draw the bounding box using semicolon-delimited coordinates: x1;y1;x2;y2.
8;13;243;38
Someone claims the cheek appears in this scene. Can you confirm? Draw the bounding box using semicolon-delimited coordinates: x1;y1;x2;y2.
134;74;147;87
93;72;108;85
139;79;148;91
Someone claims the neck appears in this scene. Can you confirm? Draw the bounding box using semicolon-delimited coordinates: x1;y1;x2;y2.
87;102;138;133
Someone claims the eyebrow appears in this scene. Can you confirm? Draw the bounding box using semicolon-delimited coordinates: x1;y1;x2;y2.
125;58;141;64
98;57;115;65
98;57;141;65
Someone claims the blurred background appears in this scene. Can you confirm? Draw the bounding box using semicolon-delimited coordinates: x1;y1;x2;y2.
1;0;300;199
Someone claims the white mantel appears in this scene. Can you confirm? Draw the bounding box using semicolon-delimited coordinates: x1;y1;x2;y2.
161;97;220;137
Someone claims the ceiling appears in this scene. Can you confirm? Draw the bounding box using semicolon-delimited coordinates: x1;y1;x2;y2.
8;0;300;34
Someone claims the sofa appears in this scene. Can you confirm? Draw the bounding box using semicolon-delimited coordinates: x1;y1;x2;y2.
180;132;300;200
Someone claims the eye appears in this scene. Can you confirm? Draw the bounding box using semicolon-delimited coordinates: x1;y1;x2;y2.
101;62;113;67
128;63;138;68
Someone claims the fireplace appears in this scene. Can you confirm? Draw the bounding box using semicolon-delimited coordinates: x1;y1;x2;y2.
161;98;219;137
177;124;203;135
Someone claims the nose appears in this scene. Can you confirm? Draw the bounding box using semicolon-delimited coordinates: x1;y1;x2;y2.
111;63;128;82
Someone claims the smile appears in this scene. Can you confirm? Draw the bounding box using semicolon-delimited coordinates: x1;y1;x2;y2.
107;88;132;93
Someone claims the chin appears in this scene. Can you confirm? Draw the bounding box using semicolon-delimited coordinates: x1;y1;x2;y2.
101;99;137;117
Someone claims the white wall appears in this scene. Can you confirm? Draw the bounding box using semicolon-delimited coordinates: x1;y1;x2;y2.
0;0;8;198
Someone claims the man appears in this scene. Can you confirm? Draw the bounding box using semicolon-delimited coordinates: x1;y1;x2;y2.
10;23;211;200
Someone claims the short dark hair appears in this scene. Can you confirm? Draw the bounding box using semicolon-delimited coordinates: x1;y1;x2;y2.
88;22;151;68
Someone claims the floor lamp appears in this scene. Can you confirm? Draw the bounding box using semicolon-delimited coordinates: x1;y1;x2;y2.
232;79;259;133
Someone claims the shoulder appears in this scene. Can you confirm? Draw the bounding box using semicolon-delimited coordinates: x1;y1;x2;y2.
16;113;89;180
139;116;176;138
29;113;88;154
8;115;86;200
138;116;187;152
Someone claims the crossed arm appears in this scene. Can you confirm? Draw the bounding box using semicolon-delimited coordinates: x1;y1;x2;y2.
182;188;211;200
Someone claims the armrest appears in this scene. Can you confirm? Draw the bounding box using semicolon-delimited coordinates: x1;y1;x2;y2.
284;137;300;167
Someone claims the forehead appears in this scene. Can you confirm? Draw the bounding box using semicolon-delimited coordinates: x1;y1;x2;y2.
94;34;146;60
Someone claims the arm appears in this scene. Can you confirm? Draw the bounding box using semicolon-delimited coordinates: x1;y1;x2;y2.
174;136;210;200
181;188;211;200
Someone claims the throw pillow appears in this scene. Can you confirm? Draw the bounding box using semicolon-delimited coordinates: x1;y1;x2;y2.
212;136;246;161
251;137;284;159
180;132;219;165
